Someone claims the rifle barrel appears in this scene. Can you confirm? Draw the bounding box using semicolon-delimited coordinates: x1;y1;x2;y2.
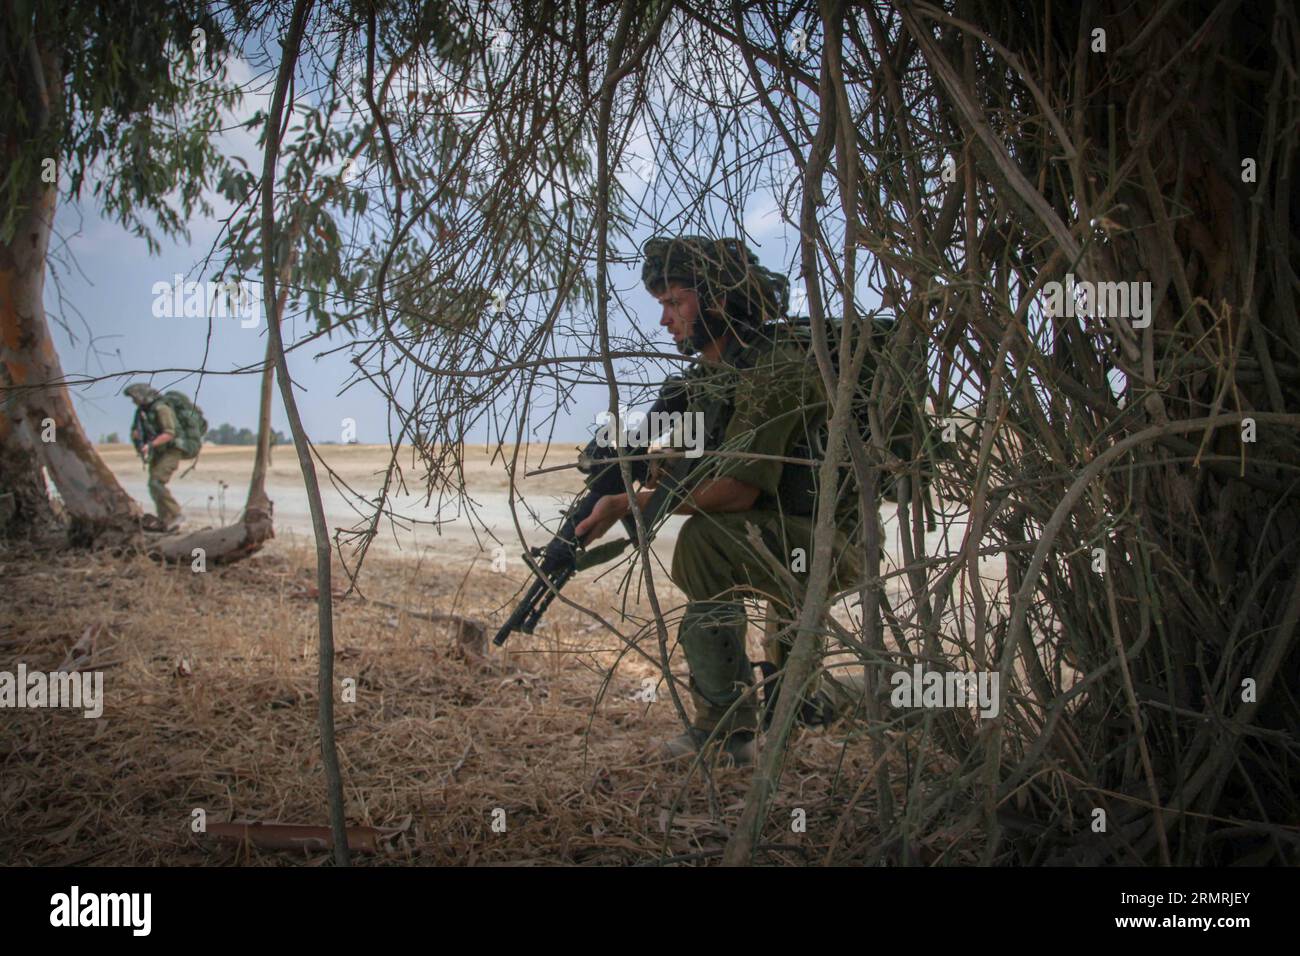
493;576;547;646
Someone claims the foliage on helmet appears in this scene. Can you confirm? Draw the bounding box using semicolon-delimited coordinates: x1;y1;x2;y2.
640;235;790;332
123;383;161;404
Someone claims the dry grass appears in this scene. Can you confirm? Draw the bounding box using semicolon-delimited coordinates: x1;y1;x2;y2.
0;538;962;866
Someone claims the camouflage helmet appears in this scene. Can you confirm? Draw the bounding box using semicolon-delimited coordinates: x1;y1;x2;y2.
641;235;790;353
123;383;161;404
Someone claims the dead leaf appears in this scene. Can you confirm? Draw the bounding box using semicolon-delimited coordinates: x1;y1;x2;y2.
294;585;346;601
58;624;103;673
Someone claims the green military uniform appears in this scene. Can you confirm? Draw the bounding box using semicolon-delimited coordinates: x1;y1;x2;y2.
668;330;863;738
638;236;864;758
125;384;188;528
145;401;185;527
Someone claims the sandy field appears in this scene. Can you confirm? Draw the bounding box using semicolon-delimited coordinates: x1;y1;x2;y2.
97;441;995;583
99;441;598;560
99;440;1009;656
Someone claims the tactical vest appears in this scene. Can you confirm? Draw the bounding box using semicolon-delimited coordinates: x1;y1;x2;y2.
137;404;168;446
684;331;831;520
684;321;934;537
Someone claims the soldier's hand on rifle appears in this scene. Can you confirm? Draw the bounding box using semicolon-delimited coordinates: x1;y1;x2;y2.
574;493;628;544
643;453;668;489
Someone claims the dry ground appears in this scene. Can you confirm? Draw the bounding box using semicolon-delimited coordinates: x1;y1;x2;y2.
0;535;965;867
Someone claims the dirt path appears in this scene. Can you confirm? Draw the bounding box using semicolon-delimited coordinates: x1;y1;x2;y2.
101;442;657;562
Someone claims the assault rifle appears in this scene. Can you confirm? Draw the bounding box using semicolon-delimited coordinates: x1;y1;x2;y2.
132;409;156;469
494;376;709;646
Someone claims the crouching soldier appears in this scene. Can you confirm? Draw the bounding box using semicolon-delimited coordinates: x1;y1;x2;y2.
125;383;196;532
575;236;863;767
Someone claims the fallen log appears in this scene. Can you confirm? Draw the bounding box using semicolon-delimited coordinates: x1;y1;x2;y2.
146;499;274;566
206;817;409;854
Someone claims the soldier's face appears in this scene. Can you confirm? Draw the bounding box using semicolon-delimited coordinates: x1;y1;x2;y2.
655;283;702;348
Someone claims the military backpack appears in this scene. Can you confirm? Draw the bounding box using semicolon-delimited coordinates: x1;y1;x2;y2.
156;391;208;459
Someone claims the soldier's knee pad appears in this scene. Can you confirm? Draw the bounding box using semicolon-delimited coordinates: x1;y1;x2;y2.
678;601;750;704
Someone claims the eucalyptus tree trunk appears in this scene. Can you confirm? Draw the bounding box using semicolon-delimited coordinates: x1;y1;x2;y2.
0;361;56;539
0;114;141;546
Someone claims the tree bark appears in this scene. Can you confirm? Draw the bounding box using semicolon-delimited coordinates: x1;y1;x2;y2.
0;157;141;546
0;360;56;539
242;216;299;526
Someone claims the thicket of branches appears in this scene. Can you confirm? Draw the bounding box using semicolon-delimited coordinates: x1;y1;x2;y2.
326;0;1297;865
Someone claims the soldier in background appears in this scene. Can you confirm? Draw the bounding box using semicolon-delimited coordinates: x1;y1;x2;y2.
125;383;186;532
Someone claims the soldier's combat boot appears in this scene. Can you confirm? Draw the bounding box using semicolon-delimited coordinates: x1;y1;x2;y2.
759;613;839;729
656;601;758;767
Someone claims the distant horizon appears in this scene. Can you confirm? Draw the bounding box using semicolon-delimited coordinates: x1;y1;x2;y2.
93;438;590;449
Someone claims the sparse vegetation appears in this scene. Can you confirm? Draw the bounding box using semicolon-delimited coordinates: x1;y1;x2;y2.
205;424;288;446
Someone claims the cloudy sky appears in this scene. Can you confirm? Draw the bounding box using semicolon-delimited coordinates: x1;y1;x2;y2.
47;30;825;449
